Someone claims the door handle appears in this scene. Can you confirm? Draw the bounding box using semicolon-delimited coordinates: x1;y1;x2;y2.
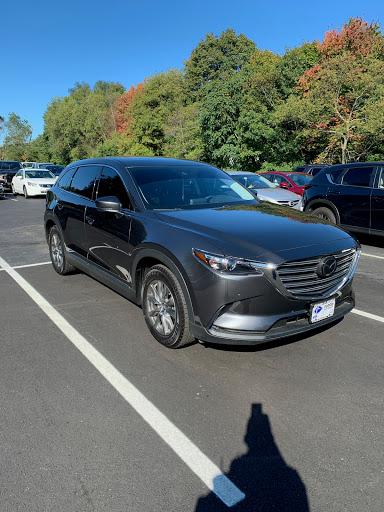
86;216;94;225
329;190;340;195
373;197;384;202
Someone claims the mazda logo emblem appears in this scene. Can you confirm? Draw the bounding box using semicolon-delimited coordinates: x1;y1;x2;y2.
317;256;337;278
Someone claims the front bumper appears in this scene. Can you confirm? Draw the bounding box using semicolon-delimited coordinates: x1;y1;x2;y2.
25;185;51;196
190;288;355;345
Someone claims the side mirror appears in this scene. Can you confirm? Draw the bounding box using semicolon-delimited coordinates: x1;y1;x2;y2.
95;196;122;213
280;182;290;189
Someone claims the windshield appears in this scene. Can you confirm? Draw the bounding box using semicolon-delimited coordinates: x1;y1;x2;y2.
130;166;257;209
0;161;21;171
42;165;64;175
233;174;276;190
25;170;55;179
286;174;313;186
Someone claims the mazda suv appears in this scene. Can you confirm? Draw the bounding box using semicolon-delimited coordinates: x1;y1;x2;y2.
44;157;360;348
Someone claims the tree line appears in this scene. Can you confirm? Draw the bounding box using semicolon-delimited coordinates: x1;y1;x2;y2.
1;18;384;171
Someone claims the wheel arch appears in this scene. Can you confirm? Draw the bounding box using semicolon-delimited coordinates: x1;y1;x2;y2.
132;247;197;325
305;199;341;224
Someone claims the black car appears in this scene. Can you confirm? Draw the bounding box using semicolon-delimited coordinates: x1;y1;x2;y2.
0;160;22;191
302;162;384;237
39;164;65;176
44;157;360;349
293;164;327;177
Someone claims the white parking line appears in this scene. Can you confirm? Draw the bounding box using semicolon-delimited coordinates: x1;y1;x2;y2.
352;309;384;323
11;198;18;202
0;254;245;508
361;252;384;260
0;261;51;272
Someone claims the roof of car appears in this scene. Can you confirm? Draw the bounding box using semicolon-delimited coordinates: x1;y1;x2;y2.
67;157;218;169
262;171;312;177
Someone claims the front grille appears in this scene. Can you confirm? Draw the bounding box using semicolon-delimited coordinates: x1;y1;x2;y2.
276;199;300;208
276;248;357;298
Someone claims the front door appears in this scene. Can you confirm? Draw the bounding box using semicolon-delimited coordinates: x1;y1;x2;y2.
85;166;133;284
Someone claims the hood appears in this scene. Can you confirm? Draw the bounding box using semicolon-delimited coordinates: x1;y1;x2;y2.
155;203;355;263
255;187;300;202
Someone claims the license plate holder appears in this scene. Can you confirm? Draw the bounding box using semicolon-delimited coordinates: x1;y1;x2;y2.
310;298;336;323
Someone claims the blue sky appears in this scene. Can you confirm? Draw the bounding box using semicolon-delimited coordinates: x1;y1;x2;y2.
1;0;383;139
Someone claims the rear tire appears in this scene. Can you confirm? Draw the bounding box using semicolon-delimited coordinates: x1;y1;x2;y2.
48;225;76;275
142;265;195;349
311;206;336;224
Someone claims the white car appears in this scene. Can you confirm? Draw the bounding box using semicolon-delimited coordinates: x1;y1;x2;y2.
12;169;56;198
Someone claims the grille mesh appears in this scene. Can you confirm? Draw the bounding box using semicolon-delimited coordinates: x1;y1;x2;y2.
277;248;356;298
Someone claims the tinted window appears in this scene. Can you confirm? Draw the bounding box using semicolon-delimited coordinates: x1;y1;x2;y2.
58;167;77;190
97;167;131;209
69;165;101;199
0;161;21;170
295;167;305;173
341;167;374;187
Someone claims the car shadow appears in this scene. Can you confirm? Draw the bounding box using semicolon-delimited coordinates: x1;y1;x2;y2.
200;317;343;353
195;403;310;511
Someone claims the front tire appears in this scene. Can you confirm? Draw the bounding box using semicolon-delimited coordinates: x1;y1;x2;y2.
48;225;75;275
142;265;195;348
311;206;336;224
23;186;29;199
12;184;17;196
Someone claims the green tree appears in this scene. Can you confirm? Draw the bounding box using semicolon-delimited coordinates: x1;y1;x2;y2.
125;69;187;156
2;113;32;161
44;81;125;164
184;28;255;94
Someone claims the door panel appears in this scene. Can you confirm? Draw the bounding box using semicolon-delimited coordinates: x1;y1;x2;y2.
327;166;374;229
371;167;384;233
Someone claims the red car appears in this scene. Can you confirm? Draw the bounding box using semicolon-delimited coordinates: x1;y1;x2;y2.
260;171;313;196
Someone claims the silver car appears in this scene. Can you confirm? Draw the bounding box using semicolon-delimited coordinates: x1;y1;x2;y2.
228;171;302;209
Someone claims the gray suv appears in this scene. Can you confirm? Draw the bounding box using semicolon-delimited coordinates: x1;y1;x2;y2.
44;157;360;348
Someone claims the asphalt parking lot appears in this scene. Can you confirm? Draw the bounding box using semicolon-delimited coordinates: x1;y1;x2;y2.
1;193;383;512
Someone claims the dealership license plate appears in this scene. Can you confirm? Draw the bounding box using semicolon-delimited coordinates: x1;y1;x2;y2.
310;298;336;323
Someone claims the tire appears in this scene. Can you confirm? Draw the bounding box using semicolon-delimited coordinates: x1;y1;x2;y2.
48;225;76;275
311;206;337;224
12;184;17;196
142;265;195;349
23;186;29;199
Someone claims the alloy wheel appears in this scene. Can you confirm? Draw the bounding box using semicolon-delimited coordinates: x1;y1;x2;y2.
146;280;177;335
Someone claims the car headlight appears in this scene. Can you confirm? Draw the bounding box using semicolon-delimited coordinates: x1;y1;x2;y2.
193;249;263;274
27;182;38;187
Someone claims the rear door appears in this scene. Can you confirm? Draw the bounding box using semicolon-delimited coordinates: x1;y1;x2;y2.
327;165;374;230
370;166;384;234
85;166;133;284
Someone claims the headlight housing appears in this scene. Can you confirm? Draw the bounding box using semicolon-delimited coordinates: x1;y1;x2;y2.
27;181;38;187
193;249;263;274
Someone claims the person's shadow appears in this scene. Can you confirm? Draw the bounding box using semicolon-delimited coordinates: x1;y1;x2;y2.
195;404;310;511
